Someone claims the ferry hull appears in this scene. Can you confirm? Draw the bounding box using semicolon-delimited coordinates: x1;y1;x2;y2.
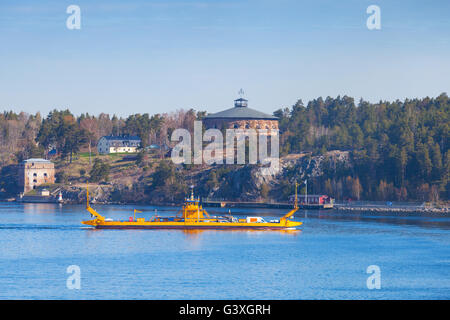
83;220;302;230
91;224;302;230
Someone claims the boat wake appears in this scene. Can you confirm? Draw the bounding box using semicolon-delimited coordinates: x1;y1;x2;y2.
0;225;85;230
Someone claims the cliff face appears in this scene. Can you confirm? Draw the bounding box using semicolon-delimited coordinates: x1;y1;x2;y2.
284;151;351;181
193;151;351;202
58;184;115;204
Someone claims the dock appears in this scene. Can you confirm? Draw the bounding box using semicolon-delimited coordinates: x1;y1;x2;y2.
16;195;62;204
16;187;63;204
202;200;333;210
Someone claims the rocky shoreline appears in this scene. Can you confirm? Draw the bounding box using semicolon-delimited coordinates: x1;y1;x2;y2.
335;205;449;214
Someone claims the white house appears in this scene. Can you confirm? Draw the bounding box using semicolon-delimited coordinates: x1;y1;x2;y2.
97;136;141;154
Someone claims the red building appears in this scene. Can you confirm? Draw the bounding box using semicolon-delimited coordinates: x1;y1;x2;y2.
289;194;333;205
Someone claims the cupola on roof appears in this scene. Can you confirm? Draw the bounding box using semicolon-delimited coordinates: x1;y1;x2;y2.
204;97;277;120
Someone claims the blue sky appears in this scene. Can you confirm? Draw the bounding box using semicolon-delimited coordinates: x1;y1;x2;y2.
0;0;449;117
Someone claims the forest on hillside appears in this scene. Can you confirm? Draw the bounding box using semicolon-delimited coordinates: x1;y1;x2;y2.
274;93;449;201
0;93;448;202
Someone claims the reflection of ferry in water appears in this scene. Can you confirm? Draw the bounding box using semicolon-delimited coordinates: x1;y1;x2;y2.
82;185;302;230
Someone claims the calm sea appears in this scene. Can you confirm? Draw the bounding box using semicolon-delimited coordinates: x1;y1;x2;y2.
0;202;449;299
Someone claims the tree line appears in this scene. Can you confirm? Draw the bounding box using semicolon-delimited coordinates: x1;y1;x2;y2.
0;93;448;201
274;93;449;201
0;108;204;164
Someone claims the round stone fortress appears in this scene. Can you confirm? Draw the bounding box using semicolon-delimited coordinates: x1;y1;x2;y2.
203;97;278;135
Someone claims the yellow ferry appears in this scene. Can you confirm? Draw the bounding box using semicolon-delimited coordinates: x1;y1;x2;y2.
82;184;302;230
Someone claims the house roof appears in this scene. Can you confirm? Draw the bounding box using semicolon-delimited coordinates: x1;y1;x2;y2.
100;135;141;148
22;158;52;164
102;135;141;141
204;104;278;120
204;97;278;120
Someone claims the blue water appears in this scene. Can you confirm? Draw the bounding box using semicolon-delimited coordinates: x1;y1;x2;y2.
0;202;449;299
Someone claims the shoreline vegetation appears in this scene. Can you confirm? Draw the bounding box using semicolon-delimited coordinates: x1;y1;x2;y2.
0;94;449;206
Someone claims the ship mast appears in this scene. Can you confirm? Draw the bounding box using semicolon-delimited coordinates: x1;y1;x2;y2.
304;179;308;205
294;181;298;209
190;185;194;201
85;183;105;222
